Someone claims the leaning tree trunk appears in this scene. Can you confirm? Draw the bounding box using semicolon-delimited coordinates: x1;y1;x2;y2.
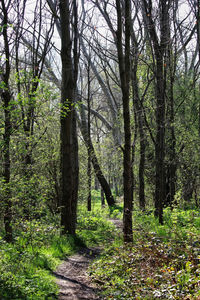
79;107;115;207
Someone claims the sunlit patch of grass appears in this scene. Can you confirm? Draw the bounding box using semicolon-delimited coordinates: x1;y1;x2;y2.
77;205;120;246
0;199;120;300
90;208;200;299
0;224;79;300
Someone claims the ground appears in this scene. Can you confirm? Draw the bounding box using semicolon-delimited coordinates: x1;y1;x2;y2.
54;247;102;300
54;219;122;299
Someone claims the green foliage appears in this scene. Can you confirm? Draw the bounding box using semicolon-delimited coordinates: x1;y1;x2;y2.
0;218;79;299
109;204;123;219
90;208;200;299
77;204;118;246
0;204;117;299
134;208;200;242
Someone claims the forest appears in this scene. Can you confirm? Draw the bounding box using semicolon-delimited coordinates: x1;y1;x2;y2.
0;0;200;299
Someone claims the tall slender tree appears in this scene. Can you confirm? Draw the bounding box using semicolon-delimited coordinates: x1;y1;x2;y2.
59;0;79;234
1;0;13;242
141;0;172;223
116;0;133;242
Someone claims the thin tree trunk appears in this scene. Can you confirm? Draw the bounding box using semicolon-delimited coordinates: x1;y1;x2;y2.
131;106;138;207
87;146;92;211
154;55;165;224
87;57;92;211
139;126;146;211
101;188;105;208
116;0;133;242
71;109;79;230
1;0;13;242
79;108;115;207
131;56;146;211
141;0;171;224
60;0;75;235
2;89;12;243
168;74;176;207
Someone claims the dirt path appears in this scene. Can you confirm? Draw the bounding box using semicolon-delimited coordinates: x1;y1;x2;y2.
54;247;102;300
54;219;122;300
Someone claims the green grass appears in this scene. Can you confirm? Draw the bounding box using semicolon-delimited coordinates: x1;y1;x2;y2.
0;223;78;299
133;207;200;242
77;206;120;246
90;208;200;299
4;190;199;300
0;193;119;300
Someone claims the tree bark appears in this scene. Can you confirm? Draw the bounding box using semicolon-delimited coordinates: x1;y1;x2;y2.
60;0;76;235
101;188;105;207
116;0;133;242
1;0;13;242
87;57;92;211
131;52;146;211
79;108;115;207
141;0;171;224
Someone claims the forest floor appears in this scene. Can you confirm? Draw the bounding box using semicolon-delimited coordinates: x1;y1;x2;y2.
54;247;101;299
54;219;122;300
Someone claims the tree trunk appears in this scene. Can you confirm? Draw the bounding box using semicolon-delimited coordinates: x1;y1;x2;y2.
139;127;146;211
1;0;13;242
79;108;115;207
101;188;105;208
167;74;177;207
116;0;133;242
131;54;145;211
60;0;77;235
154;56;165;224
87;138;92;211
141;0;171;224
71;108;79;229
2;89;12;243
87;57;92;211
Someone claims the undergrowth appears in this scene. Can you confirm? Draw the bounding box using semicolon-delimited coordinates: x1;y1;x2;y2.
90;208;200;299
77;206;119;246
3;190;199;300
0;220;77;299
0;192;116;300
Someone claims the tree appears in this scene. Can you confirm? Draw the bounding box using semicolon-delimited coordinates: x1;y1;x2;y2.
78;104;115;207
14;0;54;217
141;0;172;223
0;0;13;242
59;0;79;234
115;0;133;242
